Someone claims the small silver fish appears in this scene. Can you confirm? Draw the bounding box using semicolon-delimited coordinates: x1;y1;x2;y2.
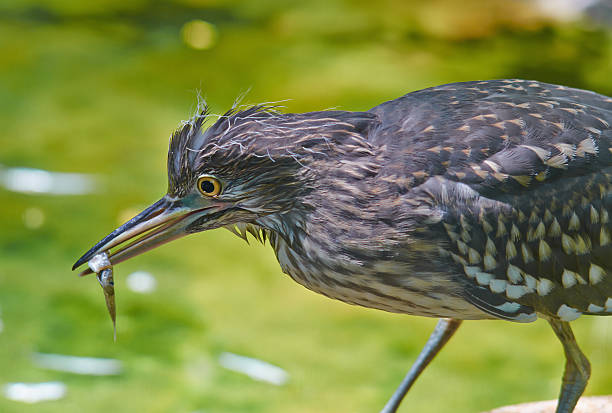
88;252;117;341
97;267;116;341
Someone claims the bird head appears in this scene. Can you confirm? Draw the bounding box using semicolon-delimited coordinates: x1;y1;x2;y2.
72;105;379;274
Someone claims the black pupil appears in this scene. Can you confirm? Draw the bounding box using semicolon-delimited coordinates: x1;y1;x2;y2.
200;180;215;194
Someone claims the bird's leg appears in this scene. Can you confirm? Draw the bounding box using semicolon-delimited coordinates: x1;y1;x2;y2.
548;319;591;413
380;318;463;413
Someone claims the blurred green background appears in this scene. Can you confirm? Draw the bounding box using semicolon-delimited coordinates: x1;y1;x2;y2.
1;0;611;412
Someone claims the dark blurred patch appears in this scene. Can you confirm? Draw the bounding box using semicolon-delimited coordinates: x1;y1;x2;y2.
0;2;244;29
502;26;612;95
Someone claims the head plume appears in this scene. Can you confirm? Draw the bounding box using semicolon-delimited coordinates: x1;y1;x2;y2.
166;103;380;206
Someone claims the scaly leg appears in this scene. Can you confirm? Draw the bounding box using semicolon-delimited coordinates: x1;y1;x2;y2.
380;318;463;413
548;319;591;413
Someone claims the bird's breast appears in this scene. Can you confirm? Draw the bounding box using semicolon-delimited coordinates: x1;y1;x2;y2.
270;232;492;319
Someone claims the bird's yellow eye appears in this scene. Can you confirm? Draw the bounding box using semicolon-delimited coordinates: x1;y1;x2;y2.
197;176;222;197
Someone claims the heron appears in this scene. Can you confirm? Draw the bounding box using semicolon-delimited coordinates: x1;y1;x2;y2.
73;79;612;413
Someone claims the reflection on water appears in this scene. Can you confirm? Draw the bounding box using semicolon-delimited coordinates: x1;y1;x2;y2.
32;353;122;376
126;271;157;294
181;19;217;50
0;166;97;195
535;0;599;21
4;382;67;404
218;352;289;386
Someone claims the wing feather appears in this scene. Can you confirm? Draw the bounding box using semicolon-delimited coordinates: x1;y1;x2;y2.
373;80;612;320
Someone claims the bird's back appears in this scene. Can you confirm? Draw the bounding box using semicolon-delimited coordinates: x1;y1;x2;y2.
363;80;612;322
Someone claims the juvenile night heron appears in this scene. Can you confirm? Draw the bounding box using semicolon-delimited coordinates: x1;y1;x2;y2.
73;79;612;413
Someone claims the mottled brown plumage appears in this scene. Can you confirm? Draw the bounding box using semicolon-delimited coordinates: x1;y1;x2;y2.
74;79;612;413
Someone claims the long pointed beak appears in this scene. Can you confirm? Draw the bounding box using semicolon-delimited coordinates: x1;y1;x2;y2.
72;196;210;275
